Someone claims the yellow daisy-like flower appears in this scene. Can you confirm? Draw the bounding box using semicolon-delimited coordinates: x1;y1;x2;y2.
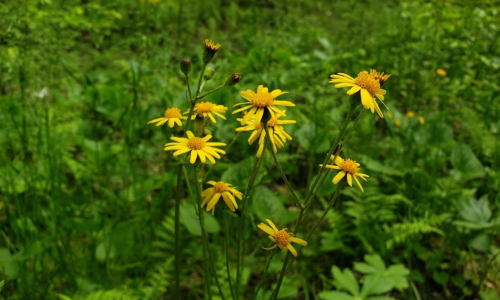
233;85;295;126
236;113;295;158
406;110;415;118
436;68;447;77
330;70;389;118
164;131;226;164
323;155;369;192
418;116;425;124
394;119;401;126
257;219;307;257
201;181;243;214
148;107;187;128
203;39;221;63
185;101;228;123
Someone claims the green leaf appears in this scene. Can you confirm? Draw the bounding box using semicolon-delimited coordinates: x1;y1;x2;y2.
367;297;395;300
318;291;355;300
332;266;359;296
180;203;220;236
469;233;491;252
361;275;393;297
0;248;20;280
386;265;410;290
450;143;484;180
251;186;289;222
222;156;264;188
295;123;330;153
0;280;4;292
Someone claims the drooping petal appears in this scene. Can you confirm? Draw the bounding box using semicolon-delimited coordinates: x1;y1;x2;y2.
258;223;275;236
290;237;308;246
286;243;298;257
332;171;346;184
172;148;191;156
266;219;279;232
347;173;353;186
190;150;198;164
354;176;364;192
347;85;361;95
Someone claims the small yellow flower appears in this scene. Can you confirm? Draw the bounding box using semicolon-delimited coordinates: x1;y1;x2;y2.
330;70;390;118
236;113;295;157
201;181;243;214
258;219;307;257
203;39;221;63
418;116;425;124
164;131;226;164
323;155;369;192
437;68;447;77
185;101;228;123
387;112;393;119
406;110;415;118
233;85;295;126
394;119;401;126
148;107;187;128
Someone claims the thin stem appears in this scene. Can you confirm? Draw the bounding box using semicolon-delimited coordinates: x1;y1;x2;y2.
198;85;225;100
264;124;303;207
185;75;193;100
195;165;227;300
252;251;275;300
236;154;265;300
303;103;355;207
203;132;241;181
183;62;207;135
224;210;236;300
306;183;344;240
174;163;183;299
195;63;208;97
183;165;198;216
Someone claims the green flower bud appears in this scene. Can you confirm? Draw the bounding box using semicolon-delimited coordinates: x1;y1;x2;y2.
180;58;191;76
204;67;215;81
224;73;241;86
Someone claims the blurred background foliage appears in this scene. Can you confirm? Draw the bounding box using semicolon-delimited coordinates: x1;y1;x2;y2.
0;0;499;299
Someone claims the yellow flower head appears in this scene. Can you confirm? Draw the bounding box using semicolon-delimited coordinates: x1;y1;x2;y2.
394;119;401;126
185;101;228;123
148;107;187;128
323;155;369;192
370;69;391;86
233;85;295;126
164;131;226;164
330;70;390;118
436;68;446;77
236;113;296;158
201;181;243;214
203;39;221;63
258;219;307;257
406;110;415;118
387;112;394;119
418;116;425;124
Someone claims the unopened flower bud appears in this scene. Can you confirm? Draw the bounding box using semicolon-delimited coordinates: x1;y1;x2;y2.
224;73;241;86
203;39;221;64
204;67;215;81
180;59;191;76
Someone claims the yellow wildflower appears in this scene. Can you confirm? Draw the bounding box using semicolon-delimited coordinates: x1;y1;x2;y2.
185;101;228;123
164;131;226;164
394;119;401;126
437;68;447;76
330;69;390;118
201;181;242;214
148;107;187;128
233;85;295;126
236;113;295;157
406;110;415;118
203;39;221;63
322;155;369;192
258;219;307;257
418;116;425;124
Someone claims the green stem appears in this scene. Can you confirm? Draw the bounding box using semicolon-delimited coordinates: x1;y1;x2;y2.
252;251;275;300
303;103;355;207
306;183;344;240
195;165;227;300
183;165;198;216
185;74;193;100
174;163;183;299
236;154;265;300
195;63;208;97
198;85;225;100
203;132;241;181
224;210;236;300
264;124;303;207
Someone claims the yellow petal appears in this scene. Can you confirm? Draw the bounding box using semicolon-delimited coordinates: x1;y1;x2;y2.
332;171;346;184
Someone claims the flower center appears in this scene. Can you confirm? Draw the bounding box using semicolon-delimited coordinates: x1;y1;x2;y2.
275;230;290;246
339;158;360;174
196;102;214;114
267;118;278;128
187;137;205;150
252;92;274;108
165;108;182;118
214;181;229;193
354;71;380;95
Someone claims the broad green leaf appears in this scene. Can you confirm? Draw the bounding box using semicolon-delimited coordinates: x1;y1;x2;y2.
469;233;491;252
459;196;491;223
318;291;354;300
332;266;359;296
251;186;289;222
450;143;484;180
367;297;395;300
0;249;20;280
295;123;330;153
361;275;393;297
386;265;410;290
364;254;386;272
180;203;220;236
222;156;265;188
